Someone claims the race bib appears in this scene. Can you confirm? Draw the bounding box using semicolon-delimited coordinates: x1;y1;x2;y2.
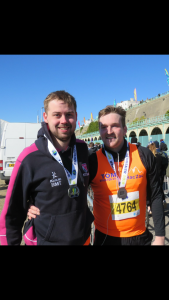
109;191;140;221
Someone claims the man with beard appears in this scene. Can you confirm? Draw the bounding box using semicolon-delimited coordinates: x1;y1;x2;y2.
0;91;94;245
88;106;165;245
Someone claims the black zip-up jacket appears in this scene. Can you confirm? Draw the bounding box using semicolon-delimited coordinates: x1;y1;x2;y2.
0;123;94;245
88;139;165;237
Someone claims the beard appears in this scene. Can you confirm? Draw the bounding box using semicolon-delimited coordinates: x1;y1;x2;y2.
51;124;74;142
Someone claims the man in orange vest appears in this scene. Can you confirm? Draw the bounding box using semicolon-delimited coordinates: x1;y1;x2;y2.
88;105;165;245
28;105;165;245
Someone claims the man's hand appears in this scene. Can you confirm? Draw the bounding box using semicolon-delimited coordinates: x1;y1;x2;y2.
27;205;40;220
152;236;165;245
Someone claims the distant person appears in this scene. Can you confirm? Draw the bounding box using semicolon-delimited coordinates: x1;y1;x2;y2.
88;142;94;149
147;142;163;214
166;158;169;195
88;142;98;154
154;140;168;207
160;141;168;152
131;137;138;145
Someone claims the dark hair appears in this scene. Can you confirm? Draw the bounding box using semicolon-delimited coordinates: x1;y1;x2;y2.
160;143;168;151
131;137;137;143
98;105;126;127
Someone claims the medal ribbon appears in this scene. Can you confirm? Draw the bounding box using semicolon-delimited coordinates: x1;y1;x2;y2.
104;143;130;189
46;136;78;187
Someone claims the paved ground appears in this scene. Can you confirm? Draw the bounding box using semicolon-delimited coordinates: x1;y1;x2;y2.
0;178;169;245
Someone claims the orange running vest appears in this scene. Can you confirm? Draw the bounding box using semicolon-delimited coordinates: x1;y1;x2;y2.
91;143;147;237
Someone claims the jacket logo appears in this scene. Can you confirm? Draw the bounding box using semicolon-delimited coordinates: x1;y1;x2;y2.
82;163;88;172
82;163;89;176
131;167;143;174
52;172;57;179
50;172;62;187
52;150;57;156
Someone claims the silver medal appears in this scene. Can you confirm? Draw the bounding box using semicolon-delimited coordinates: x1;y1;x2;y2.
68;185;80;198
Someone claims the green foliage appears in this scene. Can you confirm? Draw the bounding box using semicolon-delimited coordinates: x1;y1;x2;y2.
130;116;146;126
165;110;169;117
80;126;83;133
86;121;99;134
139;116;146;120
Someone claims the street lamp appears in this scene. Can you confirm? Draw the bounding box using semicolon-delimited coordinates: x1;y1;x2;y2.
41;107;44;122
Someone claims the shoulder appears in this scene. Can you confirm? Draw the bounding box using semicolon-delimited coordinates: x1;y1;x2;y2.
17;143;39;163
76;139;86;144
76;139;87;147
137;145;153;157
76;139;88;152
137;145;155;170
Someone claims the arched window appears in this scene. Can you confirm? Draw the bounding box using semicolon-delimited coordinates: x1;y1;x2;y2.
139;129;148;136
129;131;136;137
166;127;169;134
151;127;162;135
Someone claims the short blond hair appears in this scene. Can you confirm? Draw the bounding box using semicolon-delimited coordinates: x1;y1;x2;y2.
98;105;126;127
44;90;77;113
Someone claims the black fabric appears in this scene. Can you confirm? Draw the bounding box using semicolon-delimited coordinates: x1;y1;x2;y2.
94;228;153;246
4;122;94;245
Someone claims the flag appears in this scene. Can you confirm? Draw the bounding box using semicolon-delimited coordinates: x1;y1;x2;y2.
84;117;85;124
91;113;93;120
78;121;80;128
134;88;137;102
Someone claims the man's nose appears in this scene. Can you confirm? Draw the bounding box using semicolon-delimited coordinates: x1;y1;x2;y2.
107;126;114;135
60;114;68;123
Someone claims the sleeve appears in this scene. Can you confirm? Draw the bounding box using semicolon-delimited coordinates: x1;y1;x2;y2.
0;157;30;245
138;146;165;236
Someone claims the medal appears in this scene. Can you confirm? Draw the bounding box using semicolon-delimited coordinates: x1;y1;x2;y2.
104;143;130;200
47;136;80;199
68;185;80;198
118;187;127;199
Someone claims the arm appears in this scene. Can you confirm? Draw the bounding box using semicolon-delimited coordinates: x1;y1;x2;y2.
139;147;165;245
0;152;32;245
0;144;39;245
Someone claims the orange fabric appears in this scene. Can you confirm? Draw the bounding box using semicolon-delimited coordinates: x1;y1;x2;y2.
83;236;90;245
91;143;147;237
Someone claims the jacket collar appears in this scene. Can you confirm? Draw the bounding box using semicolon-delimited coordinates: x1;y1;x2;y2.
40;122;76;153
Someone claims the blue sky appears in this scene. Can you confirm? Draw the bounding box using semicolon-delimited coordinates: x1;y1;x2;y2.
0;54;169;128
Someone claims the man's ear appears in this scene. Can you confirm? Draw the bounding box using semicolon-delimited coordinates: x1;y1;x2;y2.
124;126;127;136
43;112;48;123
